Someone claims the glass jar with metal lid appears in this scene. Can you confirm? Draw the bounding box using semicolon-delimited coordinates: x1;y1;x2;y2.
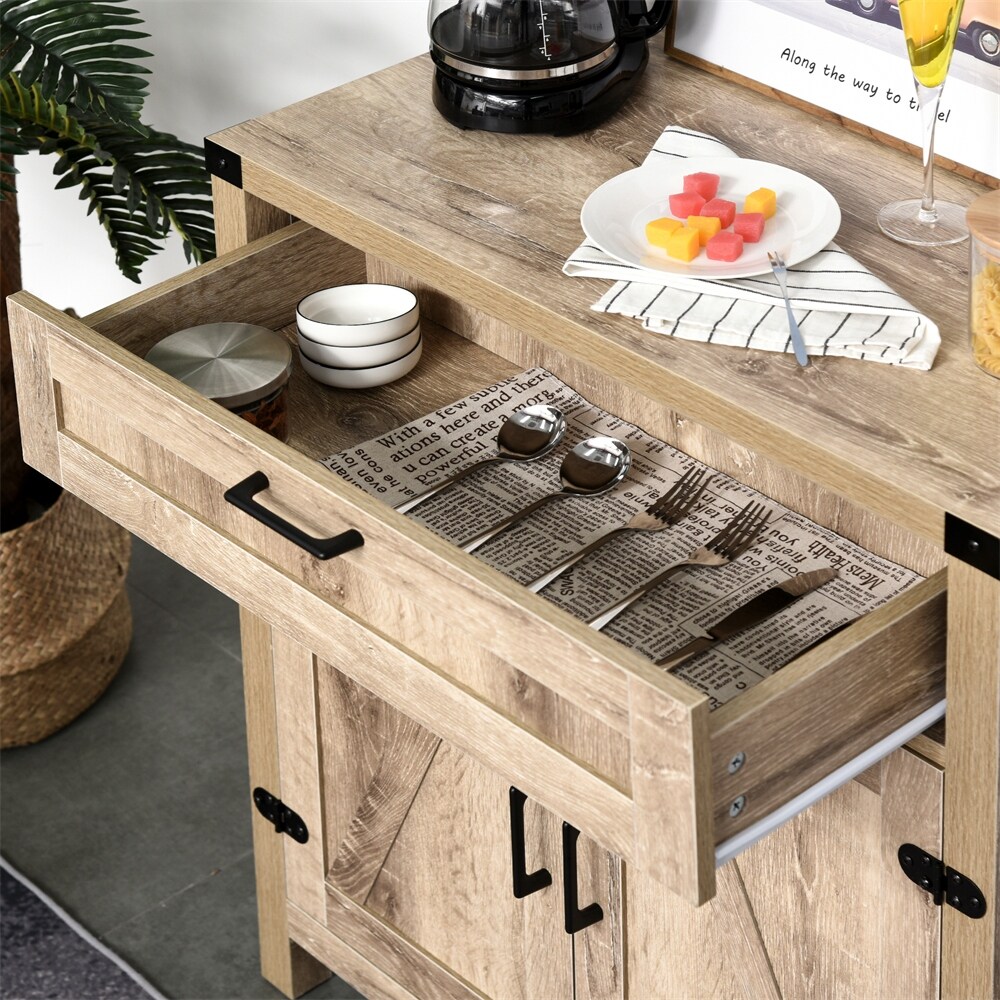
967;190;1000;380
146;323;293;439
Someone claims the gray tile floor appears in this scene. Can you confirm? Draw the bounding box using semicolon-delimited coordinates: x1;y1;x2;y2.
1;538;363;1000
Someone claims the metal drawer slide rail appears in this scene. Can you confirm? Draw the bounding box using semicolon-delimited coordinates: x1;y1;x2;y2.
715;699;947;867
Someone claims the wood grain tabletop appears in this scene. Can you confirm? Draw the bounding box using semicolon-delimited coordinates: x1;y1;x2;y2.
211;50;999;544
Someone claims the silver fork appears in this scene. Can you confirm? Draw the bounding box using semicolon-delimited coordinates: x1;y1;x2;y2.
587;500;772;631
767;250;809;367
526;466;712;593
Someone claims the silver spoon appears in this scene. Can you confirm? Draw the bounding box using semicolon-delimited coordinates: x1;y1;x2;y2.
460;436;632;553
394;404;566;514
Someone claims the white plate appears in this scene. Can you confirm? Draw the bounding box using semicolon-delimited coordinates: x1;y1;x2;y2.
580;156;841;280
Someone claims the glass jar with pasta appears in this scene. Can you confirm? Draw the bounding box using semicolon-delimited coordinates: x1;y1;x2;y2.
968;190;1000;380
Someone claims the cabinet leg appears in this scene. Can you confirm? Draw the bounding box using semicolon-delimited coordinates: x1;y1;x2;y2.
941;558;1000;999
241;609;331;998
211;176;292;255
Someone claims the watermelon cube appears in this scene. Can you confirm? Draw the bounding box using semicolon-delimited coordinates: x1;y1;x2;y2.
687;214;721;246
669;192;705;219
700;198;736;228
706;231;744;262
733;212;765;243
683;172;720;200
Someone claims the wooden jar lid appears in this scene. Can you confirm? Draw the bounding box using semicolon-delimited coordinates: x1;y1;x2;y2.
967;190;1000;251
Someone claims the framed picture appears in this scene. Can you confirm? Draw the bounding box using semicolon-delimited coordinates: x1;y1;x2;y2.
667;0;999;185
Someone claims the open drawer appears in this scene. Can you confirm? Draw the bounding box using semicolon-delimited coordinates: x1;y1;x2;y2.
7;221;946;905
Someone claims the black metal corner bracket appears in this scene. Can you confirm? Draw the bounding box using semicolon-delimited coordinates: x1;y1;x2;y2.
253;787;308;844
898;844;986;919
204;137;243;189
944;513;999;580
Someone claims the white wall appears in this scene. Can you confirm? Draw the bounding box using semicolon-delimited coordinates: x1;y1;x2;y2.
16;1;429;315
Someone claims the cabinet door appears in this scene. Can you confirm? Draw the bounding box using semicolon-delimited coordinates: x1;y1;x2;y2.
625;748;943;999
314;656;573;999
572;833;625;1000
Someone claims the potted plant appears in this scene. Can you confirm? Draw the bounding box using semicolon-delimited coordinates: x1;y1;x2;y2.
0;0;215;744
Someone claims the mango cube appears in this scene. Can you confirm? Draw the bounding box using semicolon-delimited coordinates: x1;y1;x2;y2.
645;216;683;248
744;187;777;219
667;226;701;262
687;215;722;246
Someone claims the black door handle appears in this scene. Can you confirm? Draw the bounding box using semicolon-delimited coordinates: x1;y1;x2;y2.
509;788;552;899
224;471;364;560
562;822;603;934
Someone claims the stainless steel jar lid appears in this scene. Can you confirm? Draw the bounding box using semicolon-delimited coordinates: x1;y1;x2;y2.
146;323;292;410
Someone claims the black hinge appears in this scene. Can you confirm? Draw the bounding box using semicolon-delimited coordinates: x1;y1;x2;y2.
944;513;999;579
252;787;308;844
204;138;243;189
898;844;986;919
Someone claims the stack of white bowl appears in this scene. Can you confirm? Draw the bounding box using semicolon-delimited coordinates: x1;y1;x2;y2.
295;284;422;389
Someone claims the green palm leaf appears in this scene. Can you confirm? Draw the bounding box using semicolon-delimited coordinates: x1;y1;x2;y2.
79;114;215;270
1;0;151;128
0;1;216;280
1;73;215;280
0;73;89;140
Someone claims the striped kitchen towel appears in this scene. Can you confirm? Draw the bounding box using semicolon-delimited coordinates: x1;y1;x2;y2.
563;126;940;369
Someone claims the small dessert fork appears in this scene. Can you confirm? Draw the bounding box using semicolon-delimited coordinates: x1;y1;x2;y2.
767;251;809;367
587;500;772;631
526;466;712;593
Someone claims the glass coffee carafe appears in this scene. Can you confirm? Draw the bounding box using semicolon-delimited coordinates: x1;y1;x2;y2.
428;0;673;133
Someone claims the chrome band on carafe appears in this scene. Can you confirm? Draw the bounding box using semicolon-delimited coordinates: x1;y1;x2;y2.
433;42;619;81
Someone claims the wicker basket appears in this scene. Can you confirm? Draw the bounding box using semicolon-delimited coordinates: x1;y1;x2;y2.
1;488;132;747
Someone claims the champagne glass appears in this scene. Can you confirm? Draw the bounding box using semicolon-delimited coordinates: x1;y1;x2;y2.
878;0;968;246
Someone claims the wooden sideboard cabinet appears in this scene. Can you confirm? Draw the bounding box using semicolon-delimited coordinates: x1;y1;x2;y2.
265;608;945;1000
7;50;998;1000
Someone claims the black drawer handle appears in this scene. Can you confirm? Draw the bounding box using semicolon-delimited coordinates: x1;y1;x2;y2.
224;471;364;560
509;788;552;899
562;822;603;934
